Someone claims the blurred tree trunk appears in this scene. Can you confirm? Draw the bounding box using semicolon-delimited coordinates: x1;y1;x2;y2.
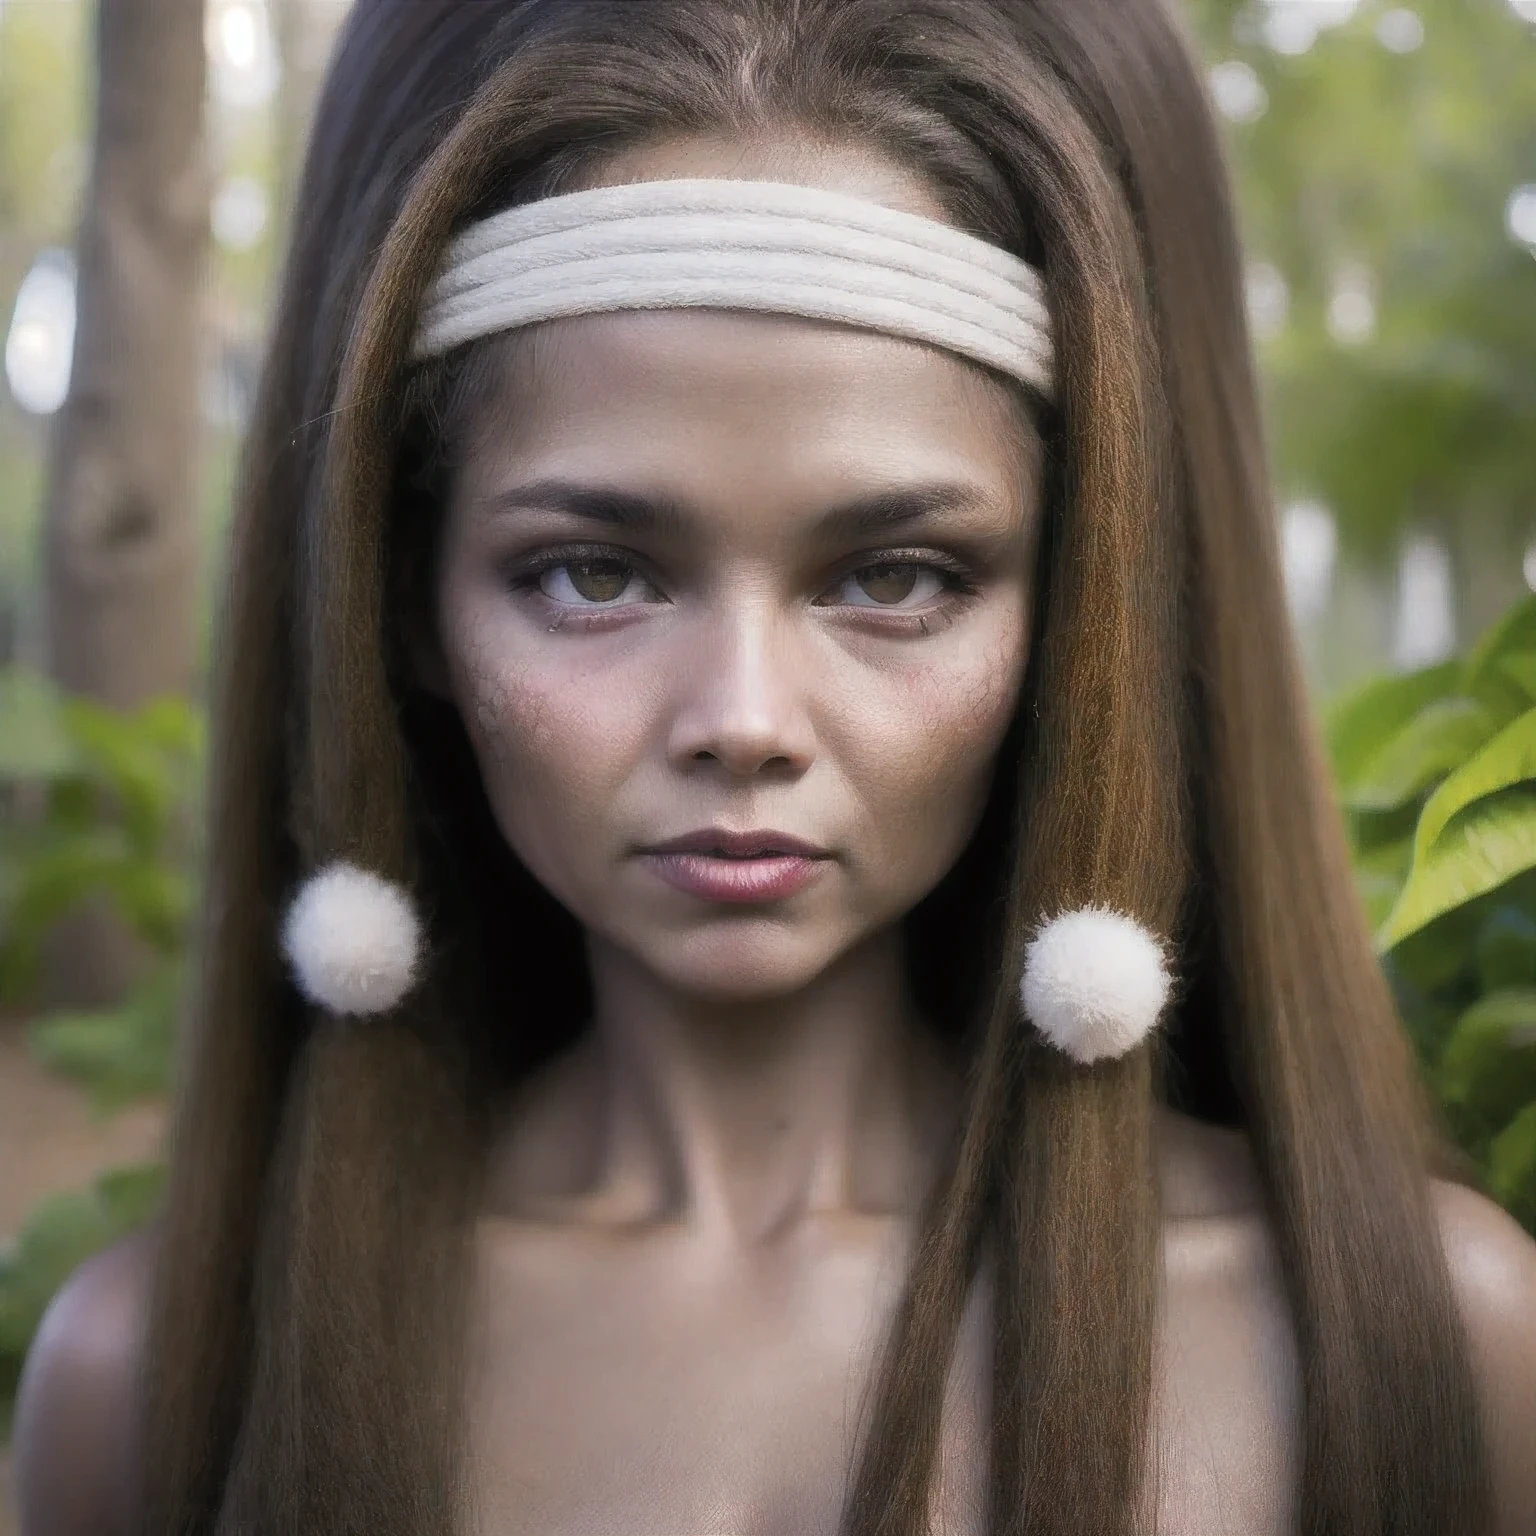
42;0;209;1005
1450;503;1527;655
271;0;337;254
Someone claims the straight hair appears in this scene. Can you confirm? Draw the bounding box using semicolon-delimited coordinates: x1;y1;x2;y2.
139;3;1491;1533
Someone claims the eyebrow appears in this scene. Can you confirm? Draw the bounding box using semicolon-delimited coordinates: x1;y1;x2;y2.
471;477;999;540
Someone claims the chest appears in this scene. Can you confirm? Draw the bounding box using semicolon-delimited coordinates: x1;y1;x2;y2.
463;1218;1299;1536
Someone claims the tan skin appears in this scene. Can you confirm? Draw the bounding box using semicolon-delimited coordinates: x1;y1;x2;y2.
14;137;1536;1536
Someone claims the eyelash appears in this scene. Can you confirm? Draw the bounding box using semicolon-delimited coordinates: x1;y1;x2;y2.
503;542;981;633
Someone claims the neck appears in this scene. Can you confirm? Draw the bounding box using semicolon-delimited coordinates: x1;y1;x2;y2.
488;928;959;1246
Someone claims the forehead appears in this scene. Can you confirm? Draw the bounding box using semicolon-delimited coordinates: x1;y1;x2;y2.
466;309;1031;479
453;131;1040;513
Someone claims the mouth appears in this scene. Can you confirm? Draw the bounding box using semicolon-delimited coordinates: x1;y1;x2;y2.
641;828;833;860
636;829;833;904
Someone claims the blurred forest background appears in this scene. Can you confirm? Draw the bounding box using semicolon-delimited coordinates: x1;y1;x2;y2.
0;0;1535;1520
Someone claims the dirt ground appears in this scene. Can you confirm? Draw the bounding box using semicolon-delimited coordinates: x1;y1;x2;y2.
0;1014;166;1536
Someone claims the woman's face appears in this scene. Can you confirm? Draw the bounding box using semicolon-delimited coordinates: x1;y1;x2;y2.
435;137;1042;1002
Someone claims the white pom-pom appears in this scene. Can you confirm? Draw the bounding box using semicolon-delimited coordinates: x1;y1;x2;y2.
280;861;422;1016
1019;906;1171;1065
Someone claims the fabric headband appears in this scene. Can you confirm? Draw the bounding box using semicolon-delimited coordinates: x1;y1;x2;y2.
412;177;1056;399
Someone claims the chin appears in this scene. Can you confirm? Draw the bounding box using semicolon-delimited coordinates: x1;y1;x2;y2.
640;929;847;1003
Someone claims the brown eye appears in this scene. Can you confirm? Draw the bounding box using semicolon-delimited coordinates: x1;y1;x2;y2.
541;558;638;604
855;564;921;604
568;559;631;602
819;560;948;611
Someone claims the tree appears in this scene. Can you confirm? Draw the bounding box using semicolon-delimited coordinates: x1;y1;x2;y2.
41;0;209;1000
270;0;344;257
1185;0;1536;674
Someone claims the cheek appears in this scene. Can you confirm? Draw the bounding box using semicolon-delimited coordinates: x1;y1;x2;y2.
438;592;647;873
841;620;1025;867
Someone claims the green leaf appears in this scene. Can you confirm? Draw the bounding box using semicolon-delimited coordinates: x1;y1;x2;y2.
0;669;79;780
1354;833;1414;929
61;696;201;855
1463;594;1536;696
0;678;200;1017
1382;948;1462;1062
1381;785;1536;949
0;831;189;988
95;1162;166;1230
1496;653;1536;707
0;1160;165;1395
1371;703;1536;952
1385;897;1482;995
0;1192;116;1358
1488;1102;1536;1226
1475;906;1536;992
1456;599;1536;724
1436;989;1536;1125
1344;696;1499;812
93;861;190;950
0;830;131;996
1416;708;1536;860
1326;661;1460;791
29;961;180;1111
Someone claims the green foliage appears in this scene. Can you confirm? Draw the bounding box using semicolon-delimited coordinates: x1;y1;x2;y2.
1329;593;1536;1230
0;1161;164;1435
0;668;196;1418
0;667;201;1002
30;959;184;1115
0;0;89;241
1185;0;1536;565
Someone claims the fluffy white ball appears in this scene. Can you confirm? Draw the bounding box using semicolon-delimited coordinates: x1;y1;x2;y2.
1019;906;1170;1065
281;861;422;1016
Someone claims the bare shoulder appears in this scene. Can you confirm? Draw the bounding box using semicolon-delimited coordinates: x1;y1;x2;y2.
1431;1180;1536;1536
11;1228;154;1536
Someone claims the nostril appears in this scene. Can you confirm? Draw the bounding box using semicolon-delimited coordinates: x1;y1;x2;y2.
688;746;801;776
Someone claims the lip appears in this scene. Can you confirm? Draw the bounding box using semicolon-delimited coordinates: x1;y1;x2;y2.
642;828;832;859
637;828;833;905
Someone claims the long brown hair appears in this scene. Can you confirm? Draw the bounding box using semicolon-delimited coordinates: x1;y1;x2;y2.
139;2;1491;1532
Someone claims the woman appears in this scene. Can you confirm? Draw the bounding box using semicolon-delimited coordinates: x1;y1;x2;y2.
14;1;1536;1533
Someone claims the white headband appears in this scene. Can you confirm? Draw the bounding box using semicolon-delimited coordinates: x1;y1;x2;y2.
412;177;1055;399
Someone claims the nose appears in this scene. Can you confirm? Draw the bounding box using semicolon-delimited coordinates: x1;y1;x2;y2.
665;599;817;779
